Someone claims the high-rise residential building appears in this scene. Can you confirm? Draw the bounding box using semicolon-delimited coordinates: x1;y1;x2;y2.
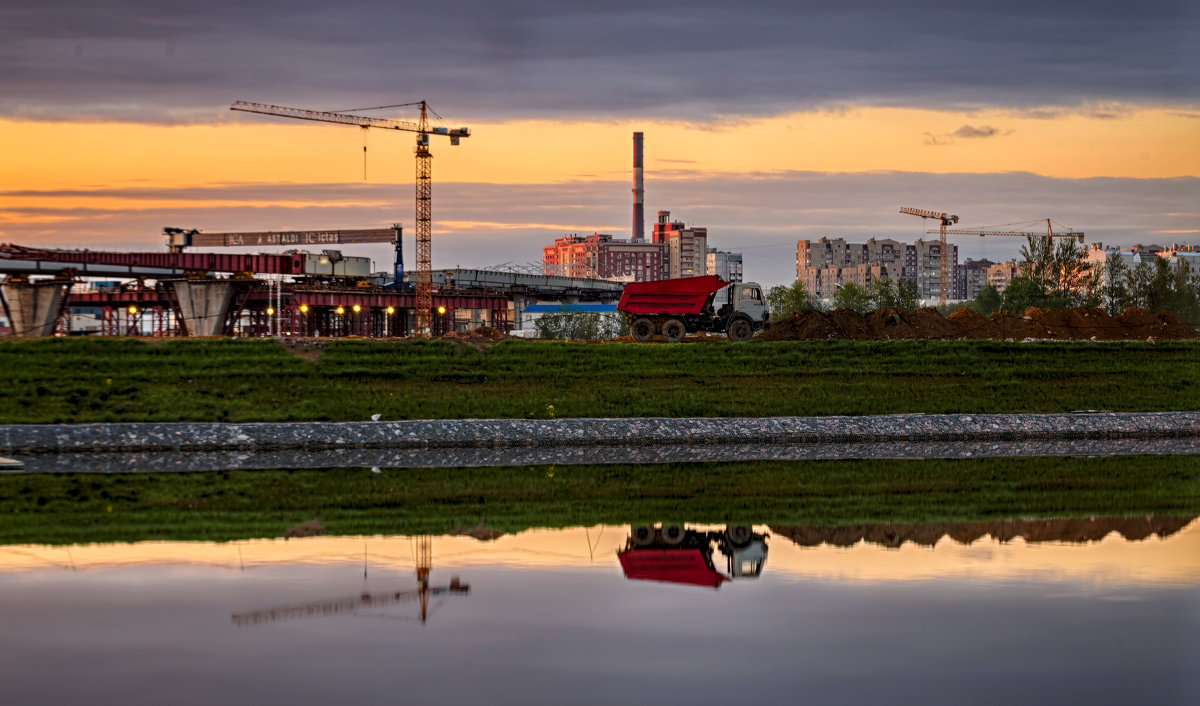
985;261;1021;293
542;233;666;281
796;236;959;301
959;259;996;300
706;248;743;282
653;211;707;279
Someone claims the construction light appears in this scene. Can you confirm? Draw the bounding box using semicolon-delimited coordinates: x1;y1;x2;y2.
336;306;345;315
266;307;275;316
353;304;362;313
386;306;395;314
437;306;446;315
299;304;309;313
127;305;138;315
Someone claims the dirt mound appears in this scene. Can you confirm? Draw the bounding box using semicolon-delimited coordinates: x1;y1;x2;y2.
1116;307;1163;339
1157;311;1199;339
946;308;1000;339
867;307;964;340
827;308;875;339
759;310;845;341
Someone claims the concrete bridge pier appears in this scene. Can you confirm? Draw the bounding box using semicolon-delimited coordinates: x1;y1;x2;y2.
168;280;238;337
1;280;70;337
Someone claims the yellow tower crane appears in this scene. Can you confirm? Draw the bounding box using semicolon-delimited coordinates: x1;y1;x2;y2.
230;100;470;337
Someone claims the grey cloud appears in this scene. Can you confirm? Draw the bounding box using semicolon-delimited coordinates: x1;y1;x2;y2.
4;172;1196;288
952;125;1002;139
0;1;1197;123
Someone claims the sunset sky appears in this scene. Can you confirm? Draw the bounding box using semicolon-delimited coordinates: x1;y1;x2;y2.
2;0;1198;286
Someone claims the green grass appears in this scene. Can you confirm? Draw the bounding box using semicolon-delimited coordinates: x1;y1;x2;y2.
3;456;1197;545
2;337;1199;422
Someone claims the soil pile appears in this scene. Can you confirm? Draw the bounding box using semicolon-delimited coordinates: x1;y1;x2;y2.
866;307;963;340
946;308;1000;339
441;326;513;345
758;309;845;341
762;305;1198;341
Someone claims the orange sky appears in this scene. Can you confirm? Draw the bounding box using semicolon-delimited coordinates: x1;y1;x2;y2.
4;105;1198;199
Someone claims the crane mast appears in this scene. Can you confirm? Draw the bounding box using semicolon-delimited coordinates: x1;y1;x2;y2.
230;100;469;336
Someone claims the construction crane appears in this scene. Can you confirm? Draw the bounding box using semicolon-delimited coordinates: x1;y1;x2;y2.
899;207;959;306
933;219;1085;249
230;100;470;336
233;536;467;626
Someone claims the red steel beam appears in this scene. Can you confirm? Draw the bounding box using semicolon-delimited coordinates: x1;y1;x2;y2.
2;245;306;275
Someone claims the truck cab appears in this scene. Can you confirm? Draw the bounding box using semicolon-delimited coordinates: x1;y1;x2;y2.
722;282;770;324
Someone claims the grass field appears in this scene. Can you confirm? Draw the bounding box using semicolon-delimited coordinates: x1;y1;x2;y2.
2;337;1199;423
2;455;1197;545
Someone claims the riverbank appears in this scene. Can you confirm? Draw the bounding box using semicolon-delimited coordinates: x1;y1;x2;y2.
3;337;1199;423
3;456;1198;545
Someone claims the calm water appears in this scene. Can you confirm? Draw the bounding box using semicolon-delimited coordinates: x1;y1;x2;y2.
1;520;1197;705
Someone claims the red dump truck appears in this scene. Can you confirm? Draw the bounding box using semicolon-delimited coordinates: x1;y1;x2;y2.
617;275;771;342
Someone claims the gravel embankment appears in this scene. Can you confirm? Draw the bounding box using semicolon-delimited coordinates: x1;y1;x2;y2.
3;412;1200;454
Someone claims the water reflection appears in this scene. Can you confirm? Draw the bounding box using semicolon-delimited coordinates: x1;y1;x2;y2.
620;525;768;588
234;536;469;626
2;517;1197;705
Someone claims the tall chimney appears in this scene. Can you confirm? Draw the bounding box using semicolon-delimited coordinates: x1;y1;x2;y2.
632;132;644;242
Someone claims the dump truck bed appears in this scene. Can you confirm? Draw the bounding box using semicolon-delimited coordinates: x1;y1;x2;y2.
617;275;728;316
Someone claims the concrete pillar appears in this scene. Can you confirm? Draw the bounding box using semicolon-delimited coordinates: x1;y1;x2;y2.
168;280;237;337
1;281;69;338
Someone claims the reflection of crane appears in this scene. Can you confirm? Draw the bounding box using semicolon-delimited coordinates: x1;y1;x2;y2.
232;535;467;625
899;207;959;306
230;100;470;336
231;578;469;626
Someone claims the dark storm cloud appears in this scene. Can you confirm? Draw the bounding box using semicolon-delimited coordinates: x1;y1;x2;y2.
1;0;1196;122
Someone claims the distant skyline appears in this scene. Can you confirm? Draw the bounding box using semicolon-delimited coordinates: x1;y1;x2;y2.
2;0;1197;286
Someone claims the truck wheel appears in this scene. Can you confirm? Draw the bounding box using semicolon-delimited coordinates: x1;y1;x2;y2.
661;319;687;342
661;525;686;545
725;525;753;547
631;525;656;546
726;317;752;342
631;318;655;342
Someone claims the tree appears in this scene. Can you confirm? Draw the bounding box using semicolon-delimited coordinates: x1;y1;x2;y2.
1019;235;1100;307
1102;252;1132;316
767;280;822;320
832;282;872;314
973;284;1002;316
1000;276;1052;314
865;277;919;312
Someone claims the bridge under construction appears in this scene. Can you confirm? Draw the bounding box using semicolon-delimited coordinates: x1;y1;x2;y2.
0;238;624;339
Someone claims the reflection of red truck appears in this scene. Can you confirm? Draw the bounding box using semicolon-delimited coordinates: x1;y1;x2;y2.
617;275;771;342
618;525;769;589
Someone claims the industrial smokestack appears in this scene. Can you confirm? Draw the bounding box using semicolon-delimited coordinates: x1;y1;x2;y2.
632;132;644;242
